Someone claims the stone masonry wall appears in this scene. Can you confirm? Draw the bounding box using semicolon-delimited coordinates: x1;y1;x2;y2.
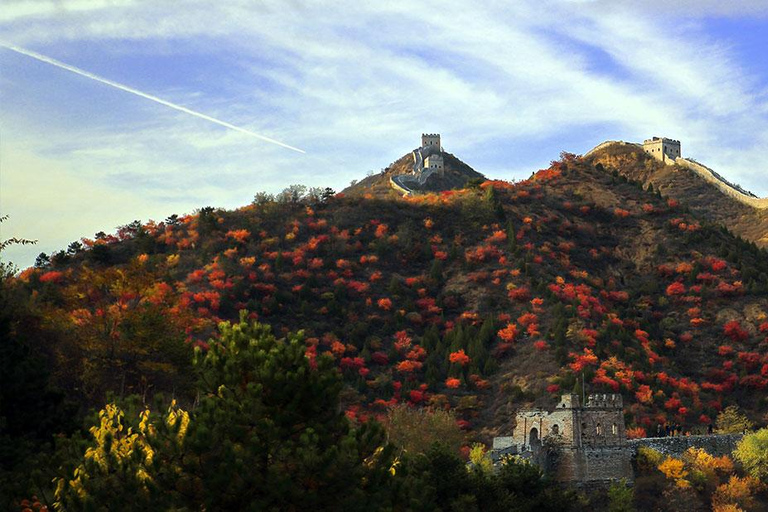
554;447;634;483
628;434;743;458
675;158;768;209
579;407;625;447
584;140;768;210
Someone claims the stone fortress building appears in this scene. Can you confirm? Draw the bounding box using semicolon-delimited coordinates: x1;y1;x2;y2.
642;136;681;164
424;154;444;172
493;394;633;485
418;133;445;176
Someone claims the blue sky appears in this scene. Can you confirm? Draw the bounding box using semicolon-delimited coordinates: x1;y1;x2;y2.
2;0;768;268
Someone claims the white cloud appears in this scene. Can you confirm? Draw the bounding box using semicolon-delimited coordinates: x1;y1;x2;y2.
570;0;768;18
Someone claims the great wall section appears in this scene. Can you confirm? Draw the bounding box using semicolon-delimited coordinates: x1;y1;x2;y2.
586;139;768;210
390;134;445;196
492;394;745;486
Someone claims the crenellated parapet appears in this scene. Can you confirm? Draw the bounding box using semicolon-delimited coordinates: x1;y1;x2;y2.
585;393;623;409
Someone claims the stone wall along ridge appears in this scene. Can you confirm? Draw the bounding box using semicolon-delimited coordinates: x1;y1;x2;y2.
585;140;768;210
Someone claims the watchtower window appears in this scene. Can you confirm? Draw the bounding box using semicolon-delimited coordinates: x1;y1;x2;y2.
596;423;602;435
551;424;559;435
612;423;617;435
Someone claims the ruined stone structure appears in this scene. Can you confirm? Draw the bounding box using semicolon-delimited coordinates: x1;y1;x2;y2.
642;136;681;164
492;393;747;486
495;394;633;485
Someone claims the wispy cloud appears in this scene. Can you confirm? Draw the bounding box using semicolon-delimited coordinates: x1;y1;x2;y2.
0;42;306;153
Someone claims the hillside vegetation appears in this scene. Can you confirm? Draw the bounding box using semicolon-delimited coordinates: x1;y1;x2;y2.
5;149;768;507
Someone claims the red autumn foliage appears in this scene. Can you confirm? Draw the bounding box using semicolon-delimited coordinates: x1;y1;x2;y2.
449;349;471;366
225;229;250;243
723;320;749;343
613;208;631;218
507;286;530;302
396;360;423;373
371;351;389;365
394;331;412;352
497;323;518;342
39;271;64;283
665;282;686;296
568;348;598;372
445;378;461;389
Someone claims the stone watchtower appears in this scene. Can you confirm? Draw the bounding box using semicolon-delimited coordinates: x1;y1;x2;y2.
424;154;445;175
643;137;680;164
502;394;632;485
421;133;441;156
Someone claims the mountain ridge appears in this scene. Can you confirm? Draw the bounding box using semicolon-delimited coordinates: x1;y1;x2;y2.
587;141;768;247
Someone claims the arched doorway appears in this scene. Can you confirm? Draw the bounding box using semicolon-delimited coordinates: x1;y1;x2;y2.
529;427;540;448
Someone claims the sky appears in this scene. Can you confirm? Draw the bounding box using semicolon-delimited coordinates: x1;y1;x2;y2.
2;1;768;269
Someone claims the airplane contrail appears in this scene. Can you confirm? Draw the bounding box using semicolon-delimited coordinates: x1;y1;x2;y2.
0;42;306;154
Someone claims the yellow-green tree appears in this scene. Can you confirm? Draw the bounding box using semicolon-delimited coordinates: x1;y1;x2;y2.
53;401;188;511
468;443;493;474
54;313;396;511
734;428;768;482
716;405;754;434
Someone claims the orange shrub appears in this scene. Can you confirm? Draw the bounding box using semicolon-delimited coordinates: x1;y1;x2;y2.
445;378;461;389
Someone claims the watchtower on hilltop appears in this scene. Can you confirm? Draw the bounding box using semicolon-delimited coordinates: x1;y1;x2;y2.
643;137;680;164
421;133;441;155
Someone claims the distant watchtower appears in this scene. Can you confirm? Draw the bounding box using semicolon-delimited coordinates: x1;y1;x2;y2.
643;137;680;164
421;133;441;156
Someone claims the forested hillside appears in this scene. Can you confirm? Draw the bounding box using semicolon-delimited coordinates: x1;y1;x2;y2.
4;150;768;508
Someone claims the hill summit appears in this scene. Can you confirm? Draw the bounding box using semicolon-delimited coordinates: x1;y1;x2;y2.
343;133;484;198
587;139;768;247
